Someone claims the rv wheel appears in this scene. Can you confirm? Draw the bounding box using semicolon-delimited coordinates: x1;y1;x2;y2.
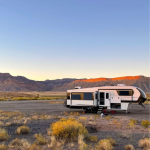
92;108;98;113
63;100;67;107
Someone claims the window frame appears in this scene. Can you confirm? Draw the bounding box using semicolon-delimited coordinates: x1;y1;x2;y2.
71;92;94;100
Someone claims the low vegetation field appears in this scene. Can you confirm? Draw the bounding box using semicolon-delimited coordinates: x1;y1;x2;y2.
0;91;66;101
0;100;149;150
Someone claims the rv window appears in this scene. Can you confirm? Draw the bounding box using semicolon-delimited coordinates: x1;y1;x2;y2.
84;93;93;100
100;92;104;99
71;95;81;100
117;90;133;96
100;92;105;105
95;93;97;99
119;91;129;96
106;93;109;99
67;93;70;99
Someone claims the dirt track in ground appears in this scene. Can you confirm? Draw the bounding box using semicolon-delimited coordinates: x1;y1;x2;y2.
0;100;149;150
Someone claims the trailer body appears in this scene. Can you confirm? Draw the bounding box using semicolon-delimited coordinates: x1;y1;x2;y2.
64;84;147;113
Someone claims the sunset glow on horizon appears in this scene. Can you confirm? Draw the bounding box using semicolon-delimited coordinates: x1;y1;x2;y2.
0;0;149;81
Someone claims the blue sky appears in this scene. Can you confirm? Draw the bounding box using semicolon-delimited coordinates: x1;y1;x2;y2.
0;0;149;80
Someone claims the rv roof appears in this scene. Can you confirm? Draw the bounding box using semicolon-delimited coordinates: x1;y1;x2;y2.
67;85;137;92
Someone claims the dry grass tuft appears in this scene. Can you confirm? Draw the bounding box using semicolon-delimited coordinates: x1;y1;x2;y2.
0;122;4;126
62;111;80;116
70;112;80;116
78;117;87;125
48;136;65;149
144;100;150;105
127;119;137;129
48;136;56;148
30;114;51;120
0;144;8;150
78;135;89;150
138;138;150;149
94;139;114;150
50;117;88;141
16;125;30;134
105;116;113;121
89;117;93;121
0;128;9;141
9;138;31;148
89;135;98;142
124;145;135;150
112;119;122;129
107;137;116;146
141;120;150;128
30;143;42;150
34;134;47;145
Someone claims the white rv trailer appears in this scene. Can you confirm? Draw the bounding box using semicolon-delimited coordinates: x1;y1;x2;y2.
64;84;147;113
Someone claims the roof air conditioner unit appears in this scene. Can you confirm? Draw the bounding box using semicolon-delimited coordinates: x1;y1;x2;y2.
75;86;82;89
117;84;126;86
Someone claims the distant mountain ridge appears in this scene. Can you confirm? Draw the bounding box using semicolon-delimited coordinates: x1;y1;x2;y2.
0;73;149;93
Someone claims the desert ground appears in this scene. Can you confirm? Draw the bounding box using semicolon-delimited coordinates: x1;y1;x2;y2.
0;99;149;150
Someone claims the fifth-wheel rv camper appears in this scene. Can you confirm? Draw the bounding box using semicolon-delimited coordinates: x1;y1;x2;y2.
64;84;147;113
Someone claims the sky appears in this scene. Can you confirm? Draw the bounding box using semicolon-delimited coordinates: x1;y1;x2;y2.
0;0;149;81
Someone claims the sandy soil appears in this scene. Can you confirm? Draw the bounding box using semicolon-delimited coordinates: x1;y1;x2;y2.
0;101;149;150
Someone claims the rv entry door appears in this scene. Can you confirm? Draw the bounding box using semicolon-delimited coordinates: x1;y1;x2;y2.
98;90;110;107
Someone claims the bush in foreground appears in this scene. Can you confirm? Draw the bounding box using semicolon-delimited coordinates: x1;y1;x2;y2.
0;144;8;150
94;139;115;150
89;135;98;142
124;145;135;150
138;138;150;149
9;138;31;149
16;125;30;134
34;134;47;145
50;117;88;141
30;143;42;150
0;128;9;141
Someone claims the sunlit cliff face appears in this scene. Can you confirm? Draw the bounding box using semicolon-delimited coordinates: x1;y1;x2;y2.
75;76;142;82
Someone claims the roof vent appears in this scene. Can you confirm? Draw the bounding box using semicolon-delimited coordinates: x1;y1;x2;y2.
117;84;126;86
75;86;82;89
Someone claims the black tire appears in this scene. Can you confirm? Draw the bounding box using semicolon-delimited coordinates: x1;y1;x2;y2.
63;100;67;107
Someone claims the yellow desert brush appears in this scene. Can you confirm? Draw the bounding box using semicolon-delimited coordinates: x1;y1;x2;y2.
70;112;80;116
16;125;30;134
127;119;137;129
50;117;88;141
141;120;150;128
0;128;9;141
